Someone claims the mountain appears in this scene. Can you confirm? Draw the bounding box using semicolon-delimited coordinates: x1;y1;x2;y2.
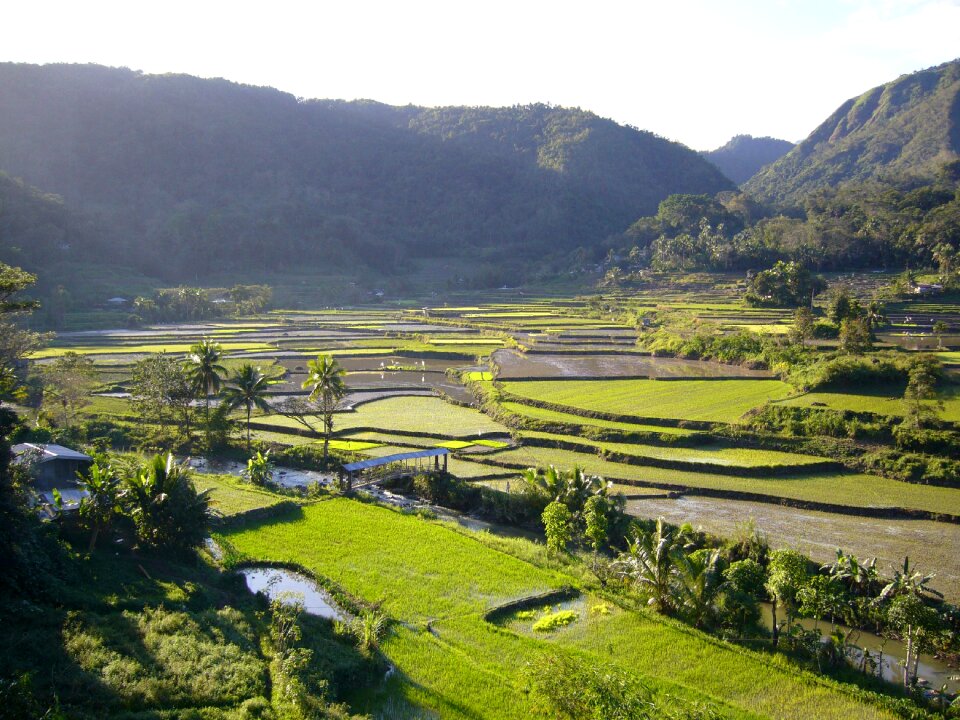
0;63;733;285
702;135;794;185
745;58;960;205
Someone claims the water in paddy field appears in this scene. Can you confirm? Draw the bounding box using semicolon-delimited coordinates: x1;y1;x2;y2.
625;495;960;604
239;567;346;620
491;349;772;378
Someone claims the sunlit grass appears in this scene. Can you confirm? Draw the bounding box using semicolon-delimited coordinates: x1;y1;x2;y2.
30;341;276;359
501;378;794;423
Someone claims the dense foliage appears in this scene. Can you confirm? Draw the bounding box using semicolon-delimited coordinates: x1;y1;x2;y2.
746;58;960;205
0;63;732;290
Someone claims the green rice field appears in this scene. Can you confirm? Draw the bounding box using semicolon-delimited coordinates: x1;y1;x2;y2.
222;498;899;720
780;387;960;421
501;378;795;423
259;396;510;437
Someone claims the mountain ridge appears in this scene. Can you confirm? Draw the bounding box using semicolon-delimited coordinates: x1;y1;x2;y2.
702;135;795;185
0;63;733;284
745;58;960;205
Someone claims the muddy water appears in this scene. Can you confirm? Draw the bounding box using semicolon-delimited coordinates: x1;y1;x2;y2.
492;349;772;379
756;604;959;693
239;567;346;620
625;495;960;603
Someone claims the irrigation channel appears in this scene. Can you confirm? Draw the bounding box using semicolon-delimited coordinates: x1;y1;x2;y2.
757;605;959;695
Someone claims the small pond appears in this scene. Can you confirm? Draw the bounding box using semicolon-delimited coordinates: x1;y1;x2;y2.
239;566;347;621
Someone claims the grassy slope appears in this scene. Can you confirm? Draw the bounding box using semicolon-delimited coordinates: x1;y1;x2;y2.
191;473;287;516
501;378;794;423
223;499;896;720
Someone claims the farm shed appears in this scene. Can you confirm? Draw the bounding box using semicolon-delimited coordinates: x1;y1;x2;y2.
12;443;93;488
340;447;449;490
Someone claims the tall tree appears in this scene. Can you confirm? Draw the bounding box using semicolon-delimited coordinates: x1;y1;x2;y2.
301;354;347;462
223;364;272;451
0;263;57;598
130;353;195;448
40;351;98;432
184;338;226;442
903;355;943;429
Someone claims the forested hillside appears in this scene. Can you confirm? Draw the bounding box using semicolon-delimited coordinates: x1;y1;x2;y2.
703;135;794;185
746;58;960;205
0;63;733;285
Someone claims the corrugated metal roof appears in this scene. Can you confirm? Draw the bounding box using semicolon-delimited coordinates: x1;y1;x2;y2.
343;447;449;473
12;443;92;463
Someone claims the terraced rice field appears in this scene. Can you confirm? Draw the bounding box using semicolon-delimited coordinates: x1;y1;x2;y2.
499;401;700;435
500;378;795;423
625;494;960;603
780;387;960;421
481;445;960;516
520;431;831;469
258;396;510;438
223;499;901;719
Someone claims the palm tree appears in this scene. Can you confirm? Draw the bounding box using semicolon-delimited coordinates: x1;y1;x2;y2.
612;518;683;614
77;459;121;552
223;363;272;451
677;548;724;629
301;354;346;462
184;339;226;434
520;465;609;510
121;453;212;551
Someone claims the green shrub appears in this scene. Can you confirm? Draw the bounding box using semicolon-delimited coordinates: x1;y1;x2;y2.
532;610;578;632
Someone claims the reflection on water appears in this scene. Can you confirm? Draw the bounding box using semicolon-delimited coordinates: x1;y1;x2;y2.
239;567;346;620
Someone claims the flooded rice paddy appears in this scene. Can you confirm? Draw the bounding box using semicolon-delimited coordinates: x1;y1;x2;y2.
627;495;960;603
492;349;772;378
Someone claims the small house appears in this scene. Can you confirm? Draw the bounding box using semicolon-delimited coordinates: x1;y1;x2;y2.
12;443;93;488
12;443;93;513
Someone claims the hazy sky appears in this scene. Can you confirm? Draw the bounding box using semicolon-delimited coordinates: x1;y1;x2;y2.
5;0;959;149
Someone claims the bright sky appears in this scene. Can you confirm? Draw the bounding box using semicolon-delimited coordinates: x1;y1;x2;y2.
4;0;959;150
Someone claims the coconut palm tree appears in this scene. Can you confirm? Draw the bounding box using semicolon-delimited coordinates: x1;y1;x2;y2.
121;453;211;551
77;459;121;552
223;363;272;451
184;339;226;436
301;354;346;462
677;548;724;629
612;518;683;614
